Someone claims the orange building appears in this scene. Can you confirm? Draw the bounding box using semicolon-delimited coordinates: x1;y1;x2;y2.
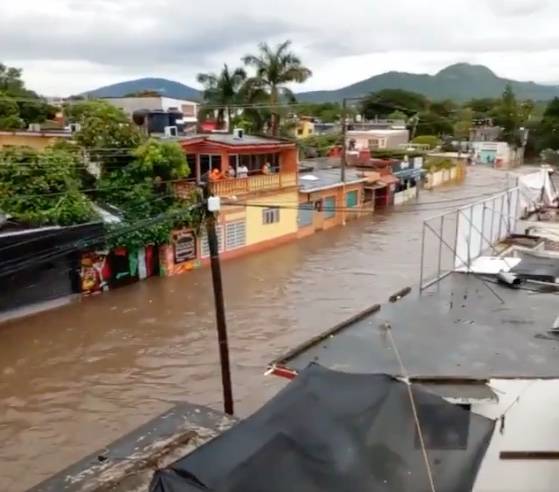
297;168;380;238
162;133;299;275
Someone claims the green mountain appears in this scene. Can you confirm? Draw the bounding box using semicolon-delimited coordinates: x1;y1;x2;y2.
298;63;559;102
83;77;201;100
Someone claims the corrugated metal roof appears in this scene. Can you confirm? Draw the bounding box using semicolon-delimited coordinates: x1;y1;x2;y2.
298;168;367;192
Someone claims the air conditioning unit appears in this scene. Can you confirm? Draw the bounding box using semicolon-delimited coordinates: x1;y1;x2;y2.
164;126;178;137
233;128;244;140
69;122;81;133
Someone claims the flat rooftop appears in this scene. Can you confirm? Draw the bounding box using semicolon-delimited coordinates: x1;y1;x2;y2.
270;272;559;380
299;168;368;192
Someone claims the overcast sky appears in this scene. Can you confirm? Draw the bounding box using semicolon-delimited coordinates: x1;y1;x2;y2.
2;0;558;96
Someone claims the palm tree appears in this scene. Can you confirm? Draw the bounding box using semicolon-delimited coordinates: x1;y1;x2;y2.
242;40;312;136
197;64;247;132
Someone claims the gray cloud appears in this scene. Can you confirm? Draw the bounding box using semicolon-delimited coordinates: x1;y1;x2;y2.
486;0;549;16
2;0;559;94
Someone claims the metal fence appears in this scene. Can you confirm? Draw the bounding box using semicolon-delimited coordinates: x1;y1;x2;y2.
419;187;521;290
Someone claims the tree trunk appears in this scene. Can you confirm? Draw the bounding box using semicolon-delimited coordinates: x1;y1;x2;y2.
271;85;279;136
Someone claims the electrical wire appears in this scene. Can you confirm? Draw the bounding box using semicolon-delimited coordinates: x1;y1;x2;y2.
0;204;201;278
0;192;180;256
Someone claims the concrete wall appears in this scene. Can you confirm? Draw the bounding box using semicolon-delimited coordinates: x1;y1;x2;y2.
347;129;409;151
394;186;417;205
246;191;298;246
0;133;70;150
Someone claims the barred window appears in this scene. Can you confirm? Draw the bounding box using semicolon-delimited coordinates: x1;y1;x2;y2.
200;225;224;258
225;221;246;250
262;207;280;225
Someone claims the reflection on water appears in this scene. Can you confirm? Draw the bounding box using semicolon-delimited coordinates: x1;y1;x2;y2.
0;168;511;491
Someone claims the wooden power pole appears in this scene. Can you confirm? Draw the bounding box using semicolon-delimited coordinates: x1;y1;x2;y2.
204;186;234;415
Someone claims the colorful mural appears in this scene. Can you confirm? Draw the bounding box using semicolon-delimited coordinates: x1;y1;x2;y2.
80;251;110;294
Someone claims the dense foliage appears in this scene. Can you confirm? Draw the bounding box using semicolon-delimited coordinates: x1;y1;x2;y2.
98;139;197;249
0;146;95;226
0;63;56;129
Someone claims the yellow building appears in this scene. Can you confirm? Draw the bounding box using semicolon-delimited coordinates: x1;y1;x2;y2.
159;134;300;276
0;130;72;150
295;117;315;139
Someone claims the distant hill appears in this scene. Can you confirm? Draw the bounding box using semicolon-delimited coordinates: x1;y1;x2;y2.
83;77;201;100
298;63;559;102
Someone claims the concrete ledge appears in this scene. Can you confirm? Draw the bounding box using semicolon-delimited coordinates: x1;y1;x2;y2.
29;403;237;492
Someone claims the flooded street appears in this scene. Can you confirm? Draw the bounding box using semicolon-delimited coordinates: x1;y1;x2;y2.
0;167;511;491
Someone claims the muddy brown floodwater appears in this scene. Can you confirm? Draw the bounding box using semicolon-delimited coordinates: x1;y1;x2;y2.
0;167;511;491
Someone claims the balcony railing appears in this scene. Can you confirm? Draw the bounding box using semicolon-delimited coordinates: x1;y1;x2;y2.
210;172;297;196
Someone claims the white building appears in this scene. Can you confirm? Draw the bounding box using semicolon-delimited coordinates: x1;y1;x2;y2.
471;141;525;168
347;128;410;151
103;96;198;124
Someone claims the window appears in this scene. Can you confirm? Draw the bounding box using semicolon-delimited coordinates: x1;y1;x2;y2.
324;196;336;219
262;207;280;225
225;221;246;250
228;155;239;172
298;202;314;227
346;190;358;208
186;154;196;173
200;154;222;177
200;225;224;258
297;128;304;136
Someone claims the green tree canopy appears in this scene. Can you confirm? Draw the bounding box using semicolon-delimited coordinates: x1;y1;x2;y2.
360;89;428;119
0;63;56;129
411;135;441;149
0;146;95;226
243;40;312;135
197;64;247;131
98;139;194;249
492;84;521;145
534;97;559;151
65;101;144;169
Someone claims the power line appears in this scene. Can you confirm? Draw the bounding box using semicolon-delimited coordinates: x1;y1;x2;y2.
0;204;201;278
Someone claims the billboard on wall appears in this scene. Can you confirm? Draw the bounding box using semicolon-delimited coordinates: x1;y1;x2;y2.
454;188;521;269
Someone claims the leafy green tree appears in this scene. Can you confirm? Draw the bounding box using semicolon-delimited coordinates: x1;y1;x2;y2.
0;146;95;226
0;63;57;126
429;99;457;118
98;139;193;249
453;108;474;140
416;111;453;136
0;94;24;129
243;40;312;135
492;84;521;145
197;64;247;131
0;64;25;95
534;97;559;151
464;98;498;118
361;89;427;119
295;102;341;123
65;101;143;170
411;135;441;149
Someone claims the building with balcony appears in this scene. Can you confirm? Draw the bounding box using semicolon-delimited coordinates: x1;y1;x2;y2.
160;133;300;275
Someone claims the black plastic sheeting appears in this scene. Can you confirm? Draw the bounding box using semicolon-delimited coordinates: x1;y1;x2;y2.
151;364;495;492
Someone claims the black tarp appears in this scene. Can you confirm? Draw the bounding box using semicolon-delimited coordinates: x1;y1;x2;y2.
151;364;495;492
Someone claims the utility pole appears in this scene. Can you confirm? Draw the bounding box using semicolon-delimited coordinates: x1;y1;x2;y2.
203;185;234;415
341;98;347;183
